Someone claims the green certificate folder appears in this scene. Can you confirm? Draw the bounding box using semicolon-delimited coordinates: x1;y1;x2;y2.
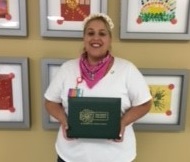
67;97;121;139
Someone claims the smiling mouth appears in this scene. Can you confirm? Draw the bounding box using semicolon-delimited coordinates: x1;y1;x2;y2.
91;43;102;48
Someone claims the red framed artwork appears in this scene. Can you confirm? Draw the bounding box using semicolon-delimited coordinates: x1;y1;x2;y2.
0;0;27;36
0;57;30;129
40;0;108;38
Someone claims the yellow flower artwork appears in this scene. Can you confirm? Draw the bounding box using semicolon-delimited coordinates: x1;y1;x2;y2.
137;0;177;24
149;84;174;116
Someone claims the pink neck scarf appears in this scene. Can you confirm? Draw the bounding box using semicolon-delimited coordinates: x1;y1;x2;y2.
79;52;113;89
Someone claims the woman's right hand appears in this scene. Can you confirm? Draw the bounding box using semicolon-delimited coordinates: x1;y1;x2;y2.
60;113;75;141
60;114;70;140
45;99;73;140
61;123;69;140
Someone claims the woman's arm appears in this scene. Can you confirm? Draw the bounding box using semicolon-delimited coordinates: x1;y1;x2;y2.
45;99;69;139
115;99;152;142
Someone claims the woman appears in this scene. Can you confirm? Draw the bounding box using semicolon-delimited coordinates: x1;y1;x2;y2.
44;13;152;162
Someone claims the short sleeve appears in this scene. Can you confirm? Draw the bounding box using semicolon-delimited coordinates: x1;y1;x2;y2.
127;63;152;106
44;65;65;103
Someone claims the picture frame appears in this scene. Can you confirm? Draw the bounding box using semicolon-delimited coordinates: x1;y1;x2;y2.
0;0;27;36
41;60;189;131
41;58;68;129
0;57;30;129
134;68;189;131
120;0;190;40
39;0;107;38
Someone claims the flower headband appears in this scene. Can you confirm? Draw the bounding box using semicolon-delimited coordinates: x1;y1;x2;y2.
83;13;114;30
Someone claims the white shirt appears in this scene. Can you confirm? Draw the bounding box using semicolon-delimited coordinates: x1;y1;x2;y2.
45;57;152;162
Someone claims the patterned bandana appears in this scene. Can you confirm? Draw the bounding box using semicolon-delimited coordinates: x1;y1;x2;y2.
79;52;113;89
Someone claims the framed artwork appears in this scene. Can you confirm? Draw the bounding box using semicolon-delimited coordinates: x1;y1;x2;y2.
134;68;189;131
0;0;27;36
0;57;30;129
40;0;107;38
120;0;190;40
41;58;68;129
41;60;189;131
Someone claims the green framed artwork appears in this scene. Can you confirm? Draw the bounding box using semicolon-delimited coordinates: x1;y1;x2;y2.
120;0;190;40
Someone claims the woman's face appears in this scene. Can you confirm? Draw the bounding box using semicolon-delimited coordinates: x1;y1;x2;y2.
83;19;112;64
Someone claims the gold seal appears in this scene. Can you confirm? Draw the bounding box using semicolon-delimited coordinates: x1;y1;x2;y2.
80;109;94;123
66;0;78;10
79;109;109;125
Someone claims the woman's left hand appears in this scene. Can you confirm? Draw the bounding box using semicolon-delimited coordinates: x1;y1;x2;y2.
114;123;125;142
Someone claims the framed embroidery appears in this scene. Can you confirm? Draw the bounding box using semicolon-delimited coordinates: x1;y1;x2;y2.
120;0;190;40
0;0;27;36
40;0;108;38
0;57;30;129
134;68;189;131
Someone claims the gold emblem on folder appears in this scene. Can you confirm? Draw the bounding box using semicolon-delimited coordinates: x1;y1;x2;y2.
79;109;109;125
